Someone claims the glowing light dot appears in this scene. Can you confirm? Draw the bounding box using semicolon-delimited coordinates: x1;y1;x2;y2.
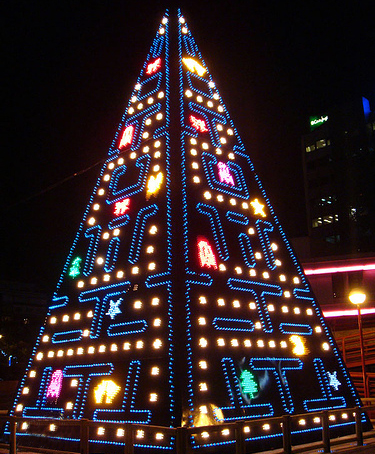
151;367;159;375
150;393;158;402
153;339;162;349
151;297;160;306
199;360;207;369
199;337;208;347
199;382;208;391
149;225;158;234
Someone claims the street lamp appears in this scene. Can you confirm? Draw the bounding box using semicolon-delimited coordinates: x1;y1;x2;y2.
348;289;367;398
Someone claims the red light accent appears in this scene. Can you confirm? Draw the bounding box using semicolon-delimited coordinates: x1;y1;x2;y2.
146;58;162;75
197;237;218;269
119;125;134;149
189;115;208;133
305;263;375;275
114;198;130;216
323;308;375;318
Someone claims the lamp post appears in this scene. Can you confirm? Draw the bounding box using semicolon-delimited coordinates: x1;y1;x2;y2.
348;289;367;398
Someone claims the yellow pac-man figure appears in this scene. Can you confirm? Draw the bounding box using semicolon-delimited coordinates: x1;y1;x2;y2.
182;58;206;77
94;379;121;404
146;172;164;199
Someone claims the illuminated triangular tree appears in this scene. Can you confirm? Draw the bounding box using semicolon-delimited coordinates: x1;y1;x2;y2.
8;9;369;453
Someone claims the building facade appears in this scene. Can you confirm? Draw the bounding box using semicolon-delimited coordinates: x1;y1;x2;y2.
302;95;375;257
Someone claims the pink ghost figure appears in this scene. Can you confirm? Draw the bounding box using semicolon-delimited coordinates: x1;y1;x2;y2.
46;369;63;399
217;161;235;186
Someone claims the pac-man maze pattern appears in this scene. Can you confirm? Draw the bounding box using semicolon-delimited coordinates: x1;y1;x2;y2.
8;9;366;452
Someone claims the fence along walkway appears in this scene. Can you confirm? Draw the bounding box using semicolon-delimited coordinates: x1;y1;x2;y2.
1;404;375;454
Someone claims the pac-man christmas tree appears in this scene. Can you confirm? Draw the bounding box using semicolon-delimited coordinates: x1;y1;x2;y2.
8;9;369;453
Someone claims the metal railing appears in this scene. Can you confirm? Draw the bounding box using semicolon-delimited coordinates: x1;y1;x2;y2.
1;404;375;454
337;330;375;369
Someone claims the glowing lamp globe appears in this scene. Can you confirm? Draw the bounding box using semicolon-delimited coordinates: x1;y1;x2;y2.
348;289;367;306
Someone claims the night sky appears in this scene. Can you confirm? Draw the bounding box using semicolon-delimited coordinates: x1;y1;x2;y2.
2;1;375;294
